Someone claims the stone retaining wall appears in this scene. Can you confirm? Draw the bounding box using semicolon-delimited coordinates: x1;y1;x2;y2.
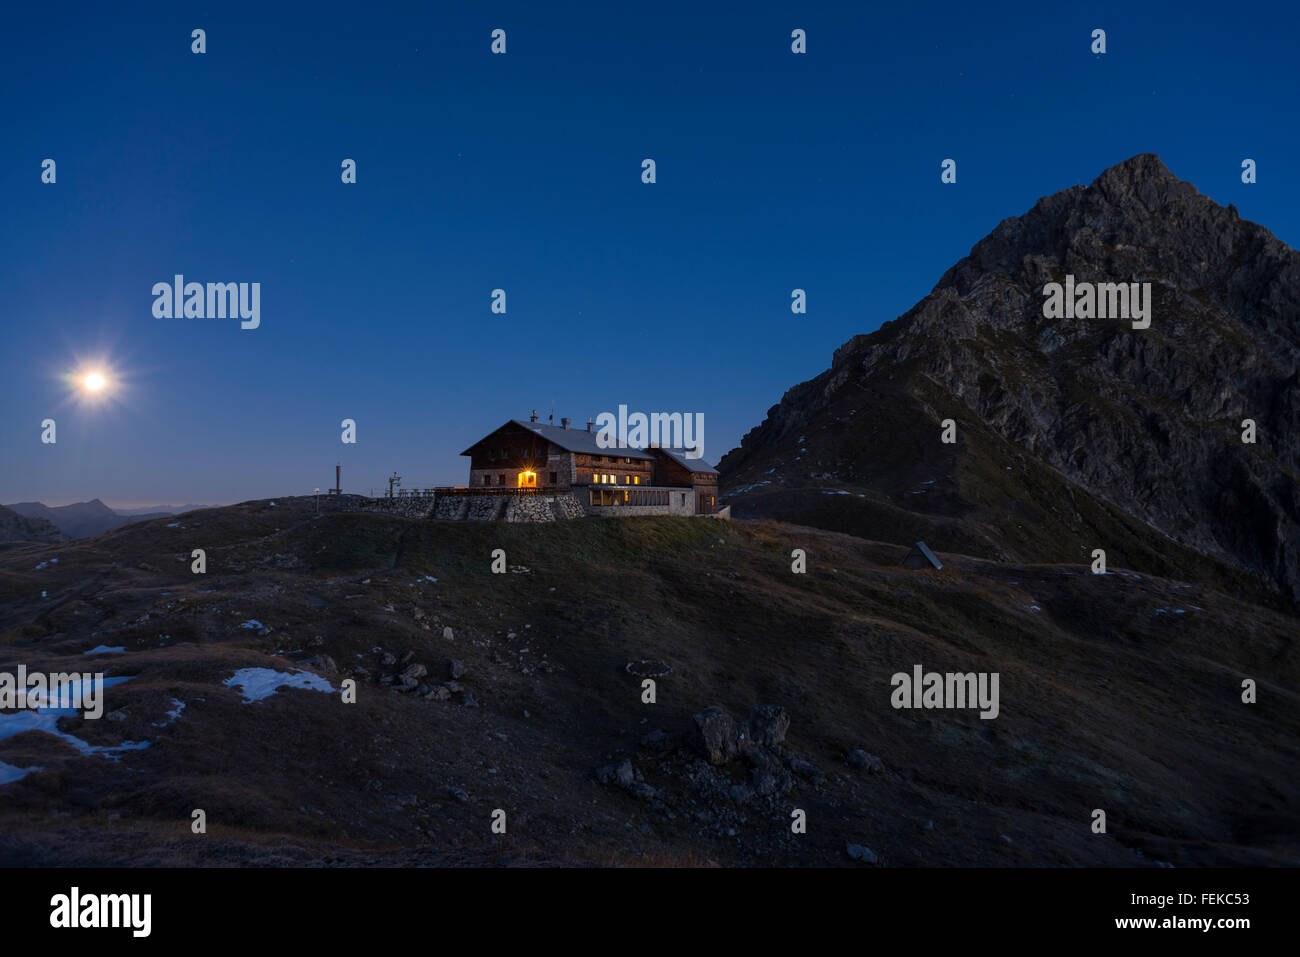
265;489;727;524
505;496;557;522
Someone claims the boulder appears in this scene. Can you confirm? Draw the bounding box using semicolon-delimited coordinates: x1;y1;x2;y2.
846;843;878;864
693;706;739;765
746;704;790;747
847;749;886;774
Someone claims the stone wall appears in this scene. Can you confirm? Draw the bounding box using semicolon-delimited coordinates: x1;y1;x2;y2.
365;496;435;519
553;494;585;520
505;496;558;523
433;496;468;520
279;488;729;524
466;497;504;521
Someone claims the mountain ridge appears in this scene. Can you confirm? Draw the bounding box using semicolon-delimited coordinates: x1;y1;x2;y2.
719;153;1300;607
4;500;177;540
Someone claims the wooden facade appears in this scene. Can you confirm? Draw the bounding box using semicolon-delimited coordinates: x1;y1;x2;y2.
459;418;722;514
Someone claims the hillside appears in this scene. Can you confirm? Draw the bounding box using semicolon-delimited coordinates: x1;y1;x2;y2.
719;154;1299;609
0;506;67;545
1;499;1295;866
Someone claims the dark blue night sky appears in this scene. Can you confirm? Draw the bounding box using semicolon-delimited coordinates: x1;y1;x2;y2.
3;0;1295;505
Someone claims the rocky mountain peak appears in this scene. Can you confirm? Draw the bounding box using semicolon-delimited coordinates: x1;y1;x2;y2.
722;156;1300;607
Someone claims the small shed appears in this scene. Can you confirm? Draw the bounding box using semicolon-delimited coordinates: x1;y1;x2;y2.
901;541;942;570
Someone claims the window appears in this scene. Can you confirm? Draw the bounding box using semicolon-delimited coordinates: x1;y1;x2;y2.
498;474;506;485
549;471;558;484
633;475;640;485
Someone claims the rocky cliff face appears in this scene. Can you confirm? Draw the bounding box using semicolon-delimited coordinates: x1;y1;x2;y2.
0;505;67;544
720;154;1300;606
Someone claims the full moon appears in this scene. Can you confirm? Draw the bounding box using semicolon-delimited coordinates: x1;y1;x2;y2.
83;372;106;392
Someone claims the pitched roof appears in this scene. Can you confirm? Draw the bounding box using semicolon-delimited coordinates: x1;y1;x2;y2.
652;447;719;474
461;420;655;460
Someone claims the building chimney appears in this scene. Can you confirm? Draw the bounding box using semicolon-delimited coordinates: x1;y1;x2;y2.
560;417;571;430
335;463;341;494
586;417;593;432
530;409;538;422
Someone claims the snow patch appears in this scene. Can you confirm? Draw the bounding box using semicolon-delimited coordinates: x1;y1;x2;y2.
224;668;334;703
153;698;186;727
0;676;147;785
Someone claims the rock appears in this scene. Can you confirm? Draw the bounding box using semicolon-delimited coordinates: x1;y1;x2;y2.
595;759;646;793
728;783;754;805
716;155;1300;607
846;843;878;863
448;786;470;803
742;744;783;772
628;782;658;800
396;676;420;692
307;635;324;647
401;663;427;680
442;626;454;641
399;650;415;664
462;694;478;707
449;659;466;679
106;708;129;722
380;652;396;666
745;704;790;746
847;749;885;774
304;654;337;674
693;706;739;765
443;681;462;694
640;729;678;752
751;767;792;797
424;685;452;701
787;757;823;783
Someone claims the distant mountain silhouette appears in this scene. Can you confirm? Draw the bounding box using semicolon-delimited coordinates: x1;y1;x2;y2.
720;154;1299;607
4;499;174;539
0;505;67;544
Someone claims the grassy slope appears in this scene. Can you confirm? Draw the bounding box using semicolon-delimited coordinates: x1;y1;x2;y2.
0;503;1296;866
